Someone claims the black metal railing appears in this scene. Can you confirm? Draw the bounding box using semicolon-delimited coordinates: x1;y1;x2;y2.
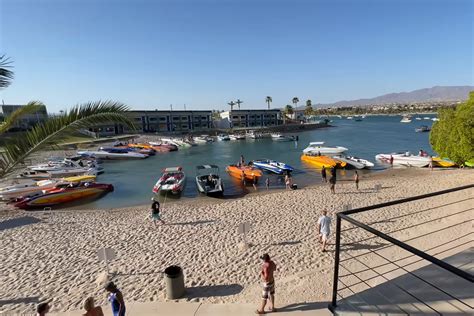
328;184;474;315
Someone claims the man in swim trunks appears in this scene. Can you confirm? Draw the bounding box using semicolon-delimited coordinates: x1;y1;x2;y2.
256;253;276;314
317;210;332;252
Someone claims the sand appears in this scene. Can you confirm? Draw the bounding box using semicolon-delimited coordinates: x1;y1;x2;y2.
0;168;473;315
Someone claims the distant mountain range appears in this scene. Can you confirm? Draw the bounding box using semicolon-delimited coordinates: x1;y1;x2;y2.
314;86;473;108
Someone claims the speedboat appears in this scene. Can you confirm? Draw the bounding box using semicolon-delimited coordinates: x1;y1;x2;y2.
17;166;98;180
354;116;363;122
333;156;374;169
415;117;422;121
193;137;209;144
301;154;346;169
251;159;294;174
0;175;96;200
28;159;104;174
271;134;295;142
148;141;178;151
226;165;263;182
161;138;191;148
423;117;431;120
347;116;353;120
78;148;148;160
375;152;431;167
217;134;231;141
415;125;430;132
13;182;113;209
126;144;156;155
246;130;263;139
302;142;348;155
229;134;246;140
432;117;439;121
400;115;412;123
195;165;224;195
152;167;186;195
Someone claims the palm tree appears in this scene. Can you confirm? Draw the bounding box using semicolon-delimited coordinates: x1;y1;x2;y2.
304;99;313;116
0;101;135;178
0;55;14;89
292;97;299;108
228;101;236;111
283;104;294;124
0;101;45;134
236;99;243;110
265;96;272;109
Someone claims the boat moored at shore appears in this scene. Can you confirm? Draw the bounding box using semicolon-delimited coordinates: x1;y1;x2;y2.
302;142;348;155
375;152;431;167
152;167;186;196
250;159;294;174
195;165;224;195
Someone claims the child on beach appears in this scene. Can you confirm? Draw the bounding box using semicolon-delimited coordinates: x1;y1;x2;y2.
354;171;359;190
36;302;50;316
321;167;327;183
151;200;164;226
82;297;104;316
265;177;270;190
105;282;126;316
317;210;332;252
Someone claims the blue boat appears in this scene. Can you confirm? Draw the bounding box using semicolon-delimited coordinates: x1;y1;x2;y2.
251;159;294;174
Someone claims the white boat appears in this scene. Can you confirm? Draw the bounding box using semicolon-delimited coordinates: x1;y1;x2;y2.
194;136;211;144
375;152;431;168
432;117;439;121
415;117;422;121
161;138;191;147
251;159;294;174
229;134;246;140
152;167;186;196
400;115;412;123
77;149;147;160
195;165;224;195
246;130;263;139
303;142;348;155
217;134;231;141
334;156;374;169
423;117;431;120
271;133;295;142
347;116;353;120
28;159;104;174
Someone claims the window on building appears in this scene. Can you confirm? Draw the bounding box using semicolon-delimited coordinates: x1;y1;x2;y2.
181;116;188;120
159;117;167;121
134;117;142;121
149;117;157;121
201;116;207;120
232;115;239;119
173;116;180;121
194;116;201;120
181;124;188;128
256;115;261;119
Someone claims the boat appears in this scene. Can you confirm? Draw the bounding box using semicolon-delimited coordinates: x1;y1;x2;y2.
415;125;430;132
432;117;439;121
195;165;224;195
375;152;431;167
161;138;191;148
415;117;422;121
347;116;353;120
250;159;294;174
271;134;295;142
302;142;348;155
13;182;114;209
77;148;148;160
246;130;263;139
432;157;456;168
193;136;209;144
400;115;412;123
229;134;246;140
354;117;363;122
217;134;231;141
333;156;374;169
126;144;157;155
17;166;99;180
423;117;431;120
28;159;104;174
226;165;263;182
148;141;179;151
301;154;346;169
152;167;186;195
0;175;96;200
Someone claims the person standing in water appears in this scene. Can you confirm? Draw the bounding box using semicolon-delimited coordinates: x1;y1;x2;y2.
105;282;126;316
265;177;270;190
354;170;359;190
321;167;327;183
240;155;245;166
252;173;257;191
151;200;164;226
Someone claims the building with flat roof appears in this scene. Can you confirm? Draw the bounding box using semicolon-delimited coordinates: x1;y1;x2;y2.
88;110;213;136
0;104;48;131
217;109;282;129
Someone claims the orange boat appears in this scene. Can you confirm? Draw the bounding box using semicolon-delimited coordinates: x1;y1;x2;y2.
301;154;347;169
226;165;263;182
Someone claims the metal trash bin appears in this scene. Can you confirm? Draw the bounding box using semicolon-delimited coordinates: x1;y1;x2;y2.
164;265;185;299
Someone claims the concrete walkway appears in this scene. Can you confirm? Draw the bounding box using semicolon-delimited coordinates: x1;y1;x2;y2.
50;302;332;316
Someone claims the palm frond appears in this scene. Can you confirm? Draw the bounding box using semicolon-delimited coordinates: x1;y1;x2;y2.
0;101;45;134
0;100;135;178
0;55;14;89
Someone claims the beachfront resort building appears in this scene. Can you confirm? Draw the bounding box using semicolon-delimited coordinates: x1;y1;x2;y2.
216;109;282;129
0;104;48;131
88;110;213;136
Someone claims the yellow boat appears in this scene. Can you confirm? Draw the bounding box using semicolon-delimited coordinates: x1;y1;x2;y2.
432;157;456;168
62;175;97;182
301;154;346;168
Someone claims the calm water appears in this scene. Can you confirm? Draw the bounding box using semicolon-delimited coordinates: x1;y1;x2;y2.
79;115;436;209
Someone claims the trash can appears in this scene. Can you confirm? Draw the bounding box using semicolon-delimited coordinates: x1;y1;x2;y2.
164;265;185;299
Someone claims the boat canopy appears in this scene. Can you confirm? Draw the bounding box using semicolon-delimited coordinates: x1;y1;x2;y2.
164;166;182;172
196;165;219;170
309;142;325;145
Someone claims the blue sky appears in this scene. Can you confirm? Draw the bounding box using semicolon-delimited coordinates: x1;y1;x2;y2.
0;0;472;112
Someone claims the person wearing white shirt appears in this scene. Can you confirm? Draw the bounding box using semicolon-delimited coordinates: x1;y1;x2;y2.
317;210;332;252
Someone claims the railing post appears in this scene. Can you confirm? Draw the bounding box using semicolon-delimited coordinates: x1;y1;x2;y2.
330;214;342;311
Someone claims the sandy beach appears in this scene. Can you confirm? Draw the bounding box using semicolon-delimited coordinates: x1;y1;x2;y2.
0;168;473;314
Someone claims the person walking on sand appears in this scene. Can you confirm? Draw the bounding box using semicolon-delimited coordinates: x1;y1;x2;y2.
105;282;126;316
83;297;104;316
429;156;433;171
354;170;359;190
265;177;270;190
151;200;164;226
37;302;50;316
321;166;327;183
329;175;336;194
317;210;332;252
256;253;277;314
285;174;291;190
